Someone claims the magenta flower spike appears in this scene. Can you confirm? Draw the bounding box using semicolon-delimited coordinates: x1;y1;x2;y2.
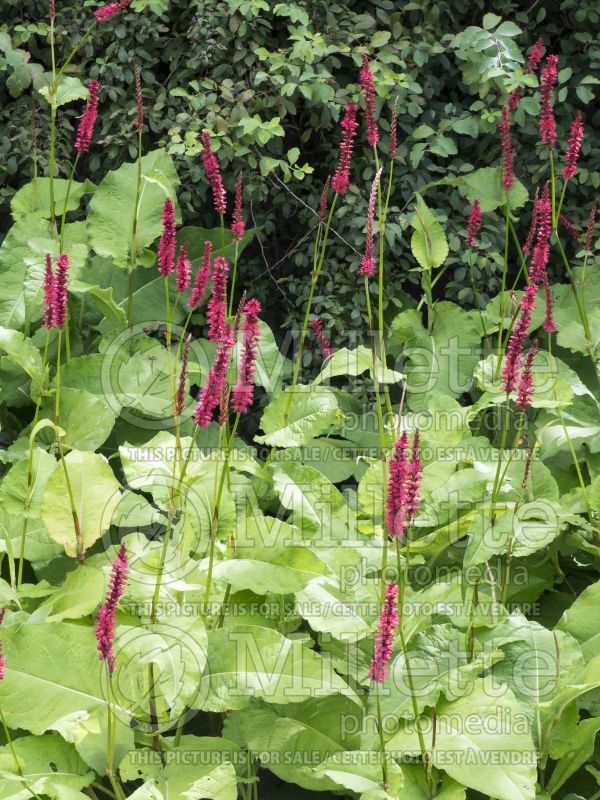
499;105;515;191
193;329;235;428
200;131;227;216
94;0;132;24
175;243;192;293
466;198;482;249
75;80;100;154
563;112;584;181
309;318;334;359
232;298;262;414
331;101;359;195
95;544;128;674
369;581;399;684
207;256;229;343
360;55;379;147
358;168;381;279
231;173;245;243
189;241;213;309
539;55;559;147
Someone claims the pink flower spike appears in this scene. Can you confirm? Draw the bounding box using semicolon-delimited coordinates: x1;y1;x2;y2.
75;80;100;154
501;283;538;393
539;55;558;147
193;329;234;427
360;55;379;147
499;105;515;191
562;112;584;181
319;177;331;223
158;198;176;277
189;241;213;309
200;132;227;216
232;298;262;414
515;342;537;412
560;214;580;242
466;198;482;249
523;188;539;257
94;0;132;24
49;0;55;23
369;581;399;684
386;431;409;538
359;168;382;278
331;101;359;195
95;544;128;674
207;256;229;343
542;275;556;333
53;254;69;329
526;37;545;73
310;318;334;360
529;183;552;285
404;431;422;525
231;173;245;243
43;253;55;328
175;244;192;293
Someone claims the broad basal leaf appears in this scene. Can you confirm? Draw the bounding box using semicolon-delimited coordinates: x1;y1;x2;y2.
410;193;449;270
256;384;340;447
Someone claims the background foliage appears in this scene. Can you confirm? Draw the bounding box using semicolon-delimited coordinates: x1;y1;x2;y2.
1;0;599;355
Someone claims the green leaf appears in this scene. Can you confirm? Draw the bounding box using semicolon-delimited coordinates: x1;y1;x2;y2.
38;387;116;451
318;750;404;799
313;345;403;385
462;167;528;212
38;76;89;107
11;178;88;221
410;193;448;270
0;734;94;799
41;450;121;557
387;679;537;800
87;149;180;269
556;580;600;660
256;385;340;447
199;624;358;712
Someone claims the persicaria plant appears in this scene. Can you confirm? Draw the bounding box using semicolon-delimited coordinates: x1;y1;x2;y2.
0;5;599;800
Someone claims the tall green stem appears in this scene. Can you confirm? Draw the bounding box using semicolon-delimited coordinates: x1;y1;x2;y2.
128;128;143;327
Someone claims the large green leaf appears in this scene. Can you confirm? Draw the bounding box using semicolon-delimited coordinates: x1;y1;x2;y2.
0;214;50;330
41;450;121;557
87;149;180;269
38;387;116;451
313;345;403;385
256;384;340;447
410;193;449;270
198;624;358;712
556;580;600;660
461;166;528;212
11;177;88;221
387;679;537;800
0;734;94;800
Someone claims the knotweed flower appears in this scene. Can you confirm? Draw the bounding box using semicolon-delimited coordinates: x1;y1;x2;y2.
404;431;422;525
539;55;558;147
49;0;55;23
175;244;191;293
133;63;144;131
207;256;229;342
585;202;597;253
94;0;132;24
193;329;234;427
359;168;382;278
529;184;552;285
389;96;399;159
466;198;482;249
507;37;544;111
75;80;100;153
386;431;409;538
158;198;176;277
562;111;584;181
560;214;580;242
95;544;128;674
231;173;245;243
232;298;261;413
53;254;69;329
331;101;359;195
369;581;399;684
501;283;537;393
499;105;515;191
200;132;226;216
310;318;334;359
189;241;213;309
515;342;537;412
43;253;55;328
319;177;331;223
360;55;379;146
174;335;190;416
523;188;539;257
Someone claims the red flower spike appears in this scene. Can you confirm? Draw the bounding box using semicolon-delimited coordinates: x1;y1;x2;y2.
94;0;132;24
95;545;128;674
585;202;597;253
310;318;334;360
360;55;379;147
502;283;538;393
369;581;399;684
200;132;227;216
562;112;584;181
232;298;262;414
189;241;213;309
539;55;558;147
53;254;69;329
499;105;515;191
175;243;192;293
231;173;245;243
331;102;359;195
515;342;537;412
193;329;234;428
386;431;409;538
158;198;176;278
207;256;229;343
75;80;100;154
466;199;482;249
